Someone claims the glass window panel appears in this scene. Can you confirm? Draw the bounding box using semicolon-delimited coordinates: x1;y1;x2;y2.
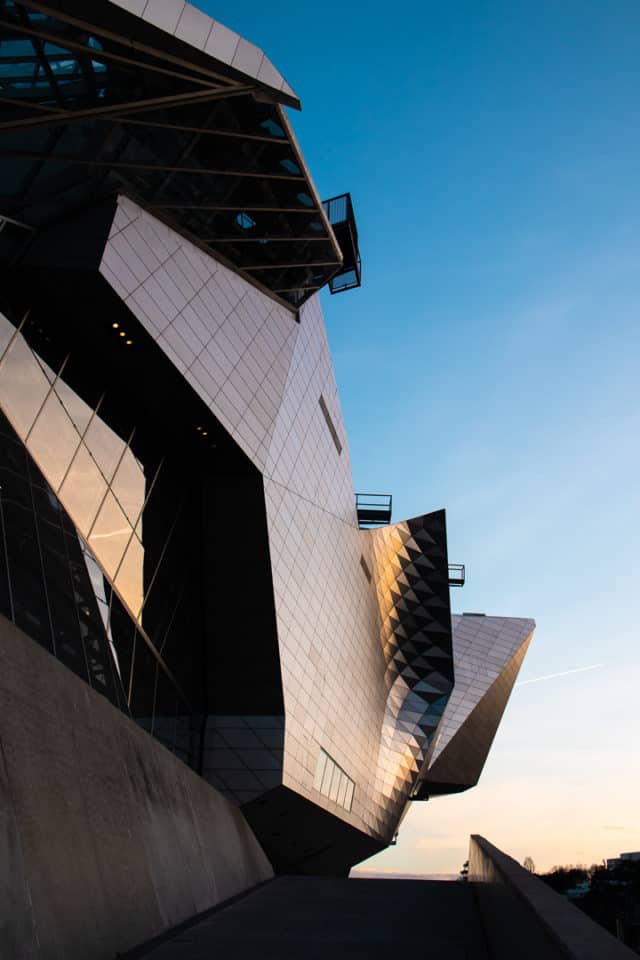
114;533;144;622
109;590;137;708
53;376;94;436
328;763;340;803
83;415;126;484
314;750;327;791
320;755;334;796
95;594;110;637
2;499;54;654
344;780;354;811
111;447;145;526
0;333;51;437
26;464;53;511
80;598;125;710
26;388;83;491
0;409;18;446
0;453;30;513
34;353;56;385
337;774;348;808
81;543;108;602
88;491;132;580
0;311;15;359
37;514;83;667
59;443;107;534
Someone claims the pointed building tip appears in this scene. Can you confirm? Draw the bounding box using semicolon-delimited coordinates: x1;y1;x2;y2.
107;0;301;107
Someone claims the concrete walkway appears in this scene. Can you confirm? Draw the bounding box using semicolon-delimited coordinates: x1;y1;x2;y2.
128;876;489;959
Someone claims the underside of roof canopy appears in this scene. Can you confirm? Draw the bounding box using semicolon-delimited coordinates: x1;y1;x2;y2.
0;0;344;308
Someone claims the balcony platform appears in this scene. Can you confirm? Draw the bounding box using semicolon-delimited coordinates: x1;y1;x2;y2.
356;493;392;528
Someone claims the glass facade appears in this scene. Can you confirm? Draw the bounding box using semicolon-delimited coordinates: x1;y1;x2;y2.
0;309;196;763
0;406;125;704
0;312;147;622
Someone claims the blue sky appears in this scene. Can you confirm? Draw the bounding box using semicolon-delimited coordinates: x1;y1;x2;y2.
202;0;640;872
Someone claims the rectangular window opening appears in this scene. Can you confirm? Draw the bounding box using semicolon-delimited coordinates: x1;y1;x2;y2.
318;394;342;455
314;747;355;811
359;554;372;583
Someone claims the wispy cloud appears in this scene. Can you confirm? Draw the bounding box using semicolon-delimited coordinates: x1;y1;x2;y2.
516;663;603;687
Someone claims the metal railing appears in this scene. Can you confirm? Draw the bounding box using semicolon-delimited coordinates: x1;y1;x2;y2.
322;192;362;294
356;493;392;528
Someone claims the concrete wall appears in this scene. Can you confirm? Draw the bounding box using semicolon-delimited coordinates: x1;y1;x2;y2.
0;614;273;960
469;835;637;959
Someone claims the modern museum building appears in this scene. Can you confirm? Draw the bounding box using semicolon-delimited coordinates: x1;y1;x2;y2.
0;2;535;956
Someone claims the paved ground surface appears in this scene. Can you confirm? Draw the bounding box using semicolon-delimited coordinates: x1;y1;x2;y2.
128;876;490;959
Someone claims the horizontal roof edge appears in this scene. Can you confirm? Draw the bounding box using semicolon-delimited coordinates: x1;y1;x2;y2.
106;0;300;107
29;0;300;108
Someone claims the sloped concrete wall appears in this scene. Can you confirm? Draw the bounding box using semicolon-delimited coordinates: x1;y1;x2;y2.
0;614;273;960
469;835;637;959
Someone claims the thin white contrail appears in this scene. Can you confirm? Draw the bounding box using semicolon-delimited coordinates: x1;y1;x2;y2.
516;663;603;687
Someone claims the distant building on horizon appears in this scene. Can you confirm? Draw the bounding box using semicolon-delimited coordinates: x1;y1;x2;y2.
607;853;640;870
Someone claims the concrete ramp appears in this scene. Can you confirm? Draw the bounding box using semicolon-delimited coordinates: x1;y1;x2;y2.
128;876;489;959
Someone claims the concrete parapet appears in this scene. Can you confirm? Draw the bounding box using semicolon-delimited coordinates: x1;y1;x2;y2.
0;614;273;960
469;834;637;959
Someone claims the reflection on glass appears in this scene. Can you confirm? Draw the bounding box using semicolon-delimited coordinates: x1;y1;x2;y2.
316;748;355;810
26;389;83;491
0;311;15;358
88;491;131;579
0;316;148;627
329;764;340;803
114;533;144;621
320;754;333;794
111;448;145;526
80;539;121;677
344;780;354;811
0;334;50;436
84;414;126;483
59;444;108;533
314;749;327;790
53;376;94;435
337;775;348;808
0;322;194;769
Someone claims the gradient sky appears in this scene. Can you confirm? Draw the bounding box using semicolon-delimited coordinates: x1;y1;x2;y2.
200;0;640;874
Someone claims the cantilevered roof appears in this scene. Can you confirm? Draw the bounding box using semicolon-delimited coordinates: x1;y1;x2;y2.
97;0;299;107
0;0;344;307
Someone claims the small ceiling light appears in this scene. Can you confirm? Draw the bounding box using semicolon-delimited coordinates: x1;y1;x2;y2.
112;322;119;329
196;426;202;432
119;331;125;337
202;431;208;437
125;339;132;345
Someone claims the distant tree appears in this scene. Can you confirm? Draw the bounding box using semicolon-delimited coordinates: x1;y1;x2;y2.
540;865;589;893
523;856;536;873
537;860;640;944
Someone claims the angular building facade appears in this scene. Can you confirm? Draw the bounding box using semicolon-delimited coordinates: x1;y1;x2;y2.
0;0;534;936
